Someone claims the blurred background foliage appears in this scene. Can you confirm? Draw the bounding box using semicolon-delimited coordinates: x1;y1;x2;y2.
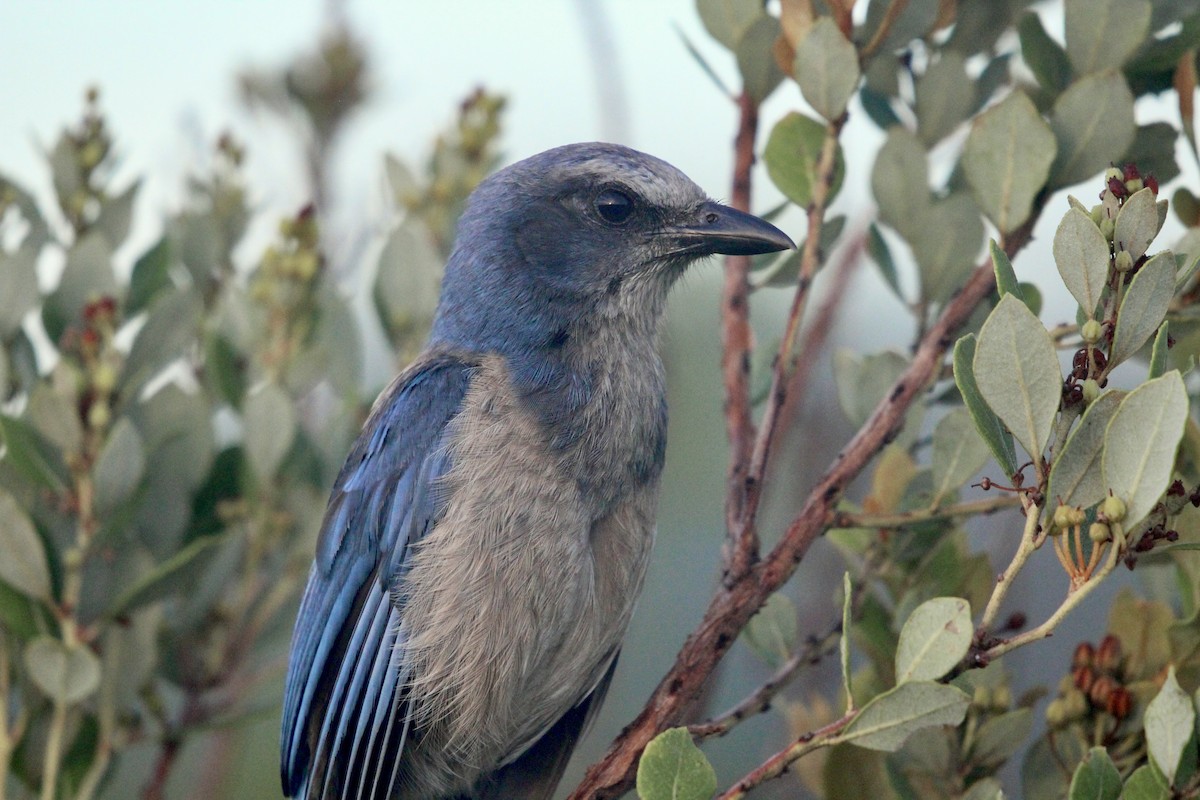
1;1;1200;799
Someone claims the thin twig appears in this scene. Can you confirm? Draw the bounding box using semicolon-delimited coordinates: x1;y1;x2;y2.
832;494;1021;529
715;710;857;800
721;90;762;578
567;200;1045;800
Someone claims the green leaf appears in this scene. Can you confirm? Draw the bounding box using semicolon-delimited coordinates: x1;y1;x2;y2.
839;682;970;752
1049;72;1136;189
27;383;83;456
894;597;972;684
92;417;146;516
42;233;117;344
743;592;798;668
1124;123;1182;186
107;534;227;617
973;295;1061;461
0;486;51;600
1122;764;1170;800
834;350;909;429
695;0;763;50
373;222;442;345
95;180;140;248
963;92;1056;234
243;382;296;481
204;332;247;409
990;239;1020;301
969;708;1033;769
23;636;102;704
1149;323;1169;380
636;727;717;800
0;245;40;338
736;14;785;103
1047;391;1123;510
794;17;858;119
120;287;203;395
841;572;853;707
872;128;929;240
1067;746;1121;800
915;52;975;146
764;112;845;208
0;413;70;492
126;237;173;316
1018;12;1071;93
867;224;903;301
953;335;1018;476
1053;208;1110;316
961;778;1004;800
1144;666;1194;784
931;408;990;506
912;196;983;303
1115;187;1161;263
1064;0;1151;75
860;0;939;55
1102;372;1189;528
1110;252;1176;368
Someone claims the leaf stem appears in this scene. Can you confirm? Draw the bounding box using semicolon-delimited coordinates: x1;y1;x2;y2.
980;494;1041;631
715;710;857;800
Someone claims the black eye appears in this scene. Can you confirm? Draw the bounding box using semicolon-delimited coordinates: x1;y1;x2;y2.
595;189;634;225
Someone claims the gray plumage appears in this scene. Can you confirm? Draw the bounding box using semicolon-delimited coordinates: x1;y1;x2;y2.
281;142;793;800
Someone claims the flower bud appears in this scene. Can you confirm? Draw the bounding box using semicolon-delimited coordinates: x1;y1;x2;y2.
1100;218;1115;242
1081;319;1102;344
1102;495;1127;522
1124;178;1144;194
1088;675;1117;708
88;399;110;430
92;362;117;394
1072;642;1095;670
1081;379;1101;405
1095;635;1122;673
1114;250;1134;273
1090;204;1105;225
1104;167;1123;183
1089;522;1110;543
1106;687;1132;719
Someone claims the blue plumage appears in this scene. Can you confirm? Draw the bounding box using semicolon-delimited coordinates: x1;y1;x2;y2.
282;143;792;799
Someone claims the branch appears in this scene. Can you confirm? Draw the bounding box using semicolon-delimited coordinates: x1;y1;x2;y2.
715;710;856;800
567;209;1043;800
831;494;1021;529
721;91;762;577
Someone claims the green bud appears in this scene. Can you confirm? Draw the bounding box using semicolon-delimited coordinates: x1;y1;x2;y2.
1089;204;1105;225
88;399;110;430
1114;250;1134;272
92;361;117;394
1053;504;1074;531
1124;178;1143;194
1102;495;1127;522
1081;379;1101;405
992;684;1012;710
1100;218;1115;242
973;685;993;708
1081;319;1102;344
1045;698;1066;727
1104;167;1123;183
1089;521;1110;543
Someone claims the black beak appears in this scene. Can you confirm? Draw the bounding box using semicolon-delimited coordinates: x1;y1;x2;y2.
660;200;795;257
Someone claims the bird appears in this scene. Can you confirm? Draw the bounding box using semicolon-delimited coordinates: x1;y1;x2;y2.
280;142;794;800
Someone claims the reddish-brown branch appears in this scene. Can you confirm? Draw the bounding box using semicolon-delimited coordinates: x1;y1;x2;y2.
567;213;1039;800
721;90;762;578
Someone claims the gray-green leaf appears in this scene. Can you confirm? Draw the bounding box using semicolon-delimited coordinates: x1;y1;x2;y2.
743;592;798;668
696;0;763;50
916;52;974;146
0;246;40;338
636;727;717;800
911;196;984;303
1049;72;1136;189
1144;666;1193;784
736;14;785;103
973;295;1061;461
795;17;858;120
764;112;845;208
954;335;1018;476
1067;746;1121;800
243;382;296;481
23;636;102;704
1053;209;1110;316
1064;0;1151;75
962;92;1056;234
0;487;51;600
895;597;972;684
1047;391;1123;511
1102;372;1189;529
931;408;990;506
839;682;970;752
93;417;146;516
1110;252;1176;368
872;128;929;240
1115;188;1161;262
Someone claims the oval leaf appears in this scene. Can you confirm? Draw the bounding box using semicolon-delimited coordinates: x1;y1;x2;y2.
736;14;785;103
795;17;860;121
1110;252;1175;367
243;382;296;481
636;727;717;800
962;92;1056;234
1049;72;1136;189
840;682;970;752
931;409;990;506
911;195;984;303
915;52;974;146
764;112;845;208
1116;187;1161;263
895;597;973;684
0;487;51;600
743;592;798;668
1064;0;1151;75
953;335;1018;476
93;417;146;516
1053;208;1110;316
973;295;1062;461
872;128;929;240
1102;372;1189;528
23;636;102;704
1068;746;1121;800
1047;391;1124;510
1144;666;1194;784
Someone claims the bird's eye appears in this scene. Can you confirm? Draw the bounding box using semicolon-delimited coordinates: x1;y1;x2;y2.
594;189;634;225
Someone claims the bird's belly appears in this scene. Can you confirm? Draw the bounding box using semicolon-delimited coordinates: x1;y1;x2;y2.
395;357;655;797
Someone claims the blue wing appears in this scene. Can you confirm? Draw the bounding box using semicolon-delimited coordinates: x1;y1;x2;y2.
281;351;475;800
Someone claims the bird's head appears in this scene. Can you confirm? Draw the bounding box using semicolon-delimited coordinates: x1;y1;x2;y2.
431;142;794;353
